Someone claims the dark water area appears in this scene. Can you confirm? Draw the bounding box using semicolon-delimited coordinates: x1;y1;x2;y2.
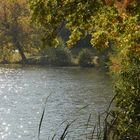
0;66;113;140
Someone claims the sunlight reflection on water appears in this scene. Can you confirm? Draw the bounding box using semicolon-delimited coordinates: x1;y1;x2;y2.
0;66;113;140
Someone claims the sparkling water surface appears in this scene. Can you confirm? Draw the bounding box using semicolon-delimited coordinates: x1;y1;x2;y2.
0;66;113;140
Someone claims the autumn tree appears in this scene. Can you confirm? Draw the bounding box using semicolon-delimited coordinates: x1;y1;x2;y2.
0;0;42;63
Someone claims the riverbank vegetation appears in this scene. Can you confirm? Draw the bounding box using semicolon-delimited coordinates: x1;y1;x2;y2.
78;48;93;67
0;0;109;68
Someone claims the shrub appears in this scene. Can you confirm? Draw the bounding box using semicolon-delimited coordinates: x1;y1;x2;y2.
40;47;71;66
78;49;93;67
108;45;140;140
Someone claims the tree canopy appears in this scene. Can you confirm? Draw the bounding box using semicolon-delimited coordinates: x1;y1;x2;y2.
30;0;139;48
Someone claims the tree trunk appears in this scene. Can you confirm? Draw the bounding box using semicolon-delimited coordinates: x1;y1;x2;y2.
16;42;28;64
13;37;28;64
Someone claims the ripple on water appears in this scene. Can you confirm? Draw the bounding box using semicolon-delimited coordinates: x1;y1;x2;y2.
0;67;113;140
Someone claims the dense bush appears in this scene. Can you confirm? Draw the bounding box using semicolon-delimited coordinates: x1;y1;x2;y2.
110;51;140;140
40;47;71;66
78;49;93;67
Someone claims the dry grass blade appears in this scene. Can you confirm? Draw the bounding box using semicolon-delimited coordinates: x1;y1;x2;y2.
77;104;89;112
38;94;51;140
86;114;92;140
105;93;117;122
60;123;70;140
97;113;102;140
59;119;77;140
51;134;56;140
91;124;96;140
103;93;117;140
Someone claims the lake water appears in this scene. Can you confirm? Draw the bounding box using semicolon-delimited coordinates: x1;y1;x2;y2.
0;66;113;140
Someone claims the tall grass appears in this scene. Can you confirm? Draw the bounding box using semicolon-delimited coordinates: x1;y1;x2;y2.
38;94;51;140
38;94;116;140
